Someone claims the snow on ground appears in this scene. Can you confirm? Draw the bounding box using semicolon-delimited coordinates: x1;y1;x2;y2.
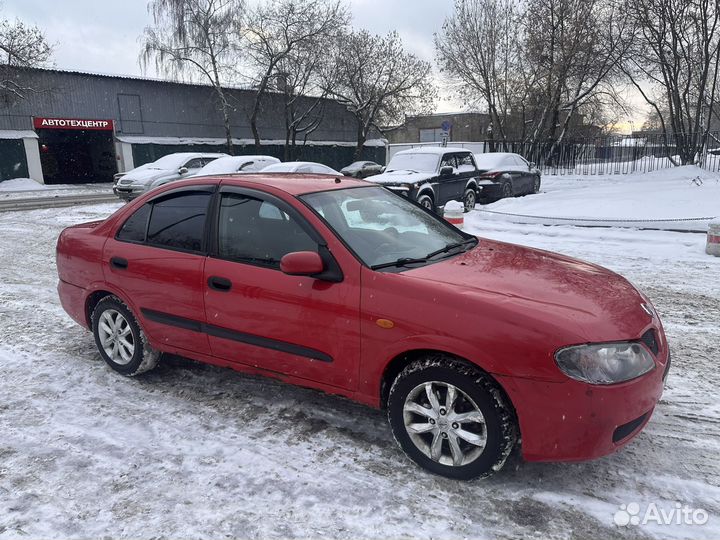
482;165;720;231
0;180;114;201
0;178;49;191
0;197;719;540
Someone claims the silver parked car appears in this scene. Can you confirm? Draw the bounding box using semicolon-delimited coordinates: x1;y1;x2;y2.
261;161;340;175
113;152;227;201
190;155;280;177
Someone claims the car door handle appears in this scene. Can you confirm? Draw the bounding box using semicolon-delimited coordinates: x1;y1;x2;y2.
110;257;128;270
208;276;232;292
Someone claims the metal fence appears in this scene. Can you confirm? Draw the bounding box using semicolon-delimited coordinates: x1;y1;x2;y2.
481;132;720;175
388;132;720;175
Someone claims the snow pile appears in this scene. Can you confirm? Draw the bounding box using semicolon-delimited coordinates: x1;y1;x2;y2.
0;178;46;191
480;165;720;231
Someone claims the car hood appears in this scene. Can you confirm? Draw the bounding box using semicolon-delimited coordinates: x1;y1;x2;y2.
120;169;171;185
366;170;435;185
405;238;653;343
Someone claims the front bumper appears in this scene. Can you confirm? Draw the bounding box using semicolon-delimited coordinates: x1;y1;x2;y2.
113;185;145;201
495;342;669;462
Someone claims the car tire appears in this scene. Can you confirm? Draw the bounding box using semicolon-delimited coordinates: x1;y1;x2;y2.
501;181;513;199
463;188;477;213
91;295;160;376
532;176;541;194
416;193;435;213
387;355;517;480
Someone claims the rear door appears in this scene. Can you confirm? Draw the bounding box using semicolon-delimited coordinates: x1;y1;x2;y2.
202;186;362;390
103;187;214;355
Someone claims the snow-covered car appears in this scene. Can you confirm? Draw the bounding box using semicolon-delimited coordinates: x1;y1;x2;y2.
366;147;480;213
261;161;340;175
340;160;383;179
190;155;280;177
473;152;541;202
113;152;227;201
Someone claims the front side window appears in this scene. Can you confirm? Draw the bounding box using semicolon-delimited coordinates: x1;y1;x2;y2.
302;186;473;270
146;192;211;252
184;158;205;170
440;155;457;170
217;193;317;267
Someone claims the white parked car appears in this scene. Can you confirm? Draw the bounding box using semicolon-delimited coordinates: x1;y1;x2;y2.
190;155;280;177
261;161;340;175
113;152;227;201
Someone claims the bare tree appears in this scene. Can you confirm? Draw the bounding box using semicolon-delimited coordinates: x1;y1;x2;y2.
275;41;332;161
522;0;632;155
623;0;720;164
0;15;53;106
141;0;245;154
435;0;520;145
328;30;437;160
244;0;348;151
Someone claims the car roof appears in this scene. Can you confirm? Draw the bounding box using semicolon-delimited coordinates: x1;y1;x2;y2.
165;173;370;196
394;147;469;156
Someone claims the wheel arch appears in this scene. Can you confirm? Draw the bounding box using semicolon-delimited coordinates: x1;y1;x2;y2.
378;348;517;421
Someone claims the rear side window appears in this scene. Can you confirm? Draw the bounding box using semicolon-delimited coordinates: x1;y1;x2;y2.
146;192;211;252
117;204;151;243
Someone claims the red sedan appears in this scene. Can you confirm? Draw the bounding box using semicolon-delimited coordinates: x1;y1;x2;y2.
56;175;669;479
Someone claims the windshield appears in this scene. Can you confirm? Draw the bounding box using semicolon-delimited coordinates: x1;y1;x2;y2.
386;153;439;173
301;186;475;270
148;154;193;170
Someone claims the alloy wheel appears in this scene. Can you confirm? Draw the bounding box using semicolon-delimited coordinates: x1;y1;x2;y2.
97;309;135;365
403;381;487;467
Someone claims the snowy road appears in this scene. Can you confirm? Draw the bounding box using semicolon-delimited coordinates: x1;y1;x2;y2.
0;202;718;540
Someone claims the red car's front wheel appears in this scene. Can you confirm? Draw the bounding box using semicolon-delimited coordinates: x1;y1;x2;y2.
388;355;517;479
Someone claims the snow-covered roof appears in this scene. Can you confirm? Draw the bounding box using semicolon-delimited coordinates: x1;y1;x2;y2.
0;130;38;140
394;146;464;156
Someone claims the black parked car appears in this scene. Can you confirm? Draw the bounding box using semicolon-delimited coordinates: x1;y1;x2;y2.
340;161;384;179
366;148;480;212
473;152;541;202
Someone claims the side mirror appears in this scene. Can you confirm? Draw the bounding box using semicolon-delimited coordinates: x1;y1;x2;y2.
178;167;189;175
280;251;324;277
529;162;536;168
380;166;386;173
440;165;454;176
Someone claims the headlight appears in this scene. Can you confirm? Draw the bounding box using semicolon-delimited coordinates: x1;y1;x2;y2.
555;342;655;385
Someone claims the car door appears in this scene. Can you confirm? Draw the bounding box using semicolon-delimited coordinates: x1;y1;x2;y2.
456;152;479;193
515;155;534;192
103;187;213;355
438;153;463;205
202;186;362;391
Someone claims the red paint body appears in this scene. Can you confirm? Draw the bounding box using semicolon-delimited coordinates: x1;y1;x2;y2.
56;175;668;462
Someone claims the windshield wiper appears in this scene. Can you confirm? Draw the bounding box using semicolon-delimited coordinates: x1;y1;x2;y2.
424;238;478;260
370;256;428;270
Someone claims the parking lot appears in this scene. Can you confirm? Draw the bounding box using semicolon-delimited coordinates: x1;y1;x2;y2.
0;196;718;540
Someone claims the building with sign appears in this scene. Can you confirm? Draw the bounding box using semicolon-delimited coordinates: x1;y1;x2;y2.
0;66;384;184
384;112;492;145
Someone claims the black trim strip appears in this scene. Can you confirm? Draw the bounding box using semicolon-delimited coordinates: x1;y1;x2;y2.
140;308;333;363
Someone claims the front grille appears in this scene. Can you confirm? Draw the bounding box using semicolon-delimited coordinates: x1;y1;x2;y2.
641;329;659;356
613;412;649;443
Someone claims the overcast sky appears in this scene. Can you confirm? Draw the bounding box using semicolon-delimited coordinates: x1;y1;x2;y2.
3;0;459;109
2;0;643;127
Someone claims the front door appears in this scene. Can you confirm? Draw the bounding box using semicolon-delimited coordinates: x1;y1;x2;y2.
203;188;361;390
438;154;463;205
